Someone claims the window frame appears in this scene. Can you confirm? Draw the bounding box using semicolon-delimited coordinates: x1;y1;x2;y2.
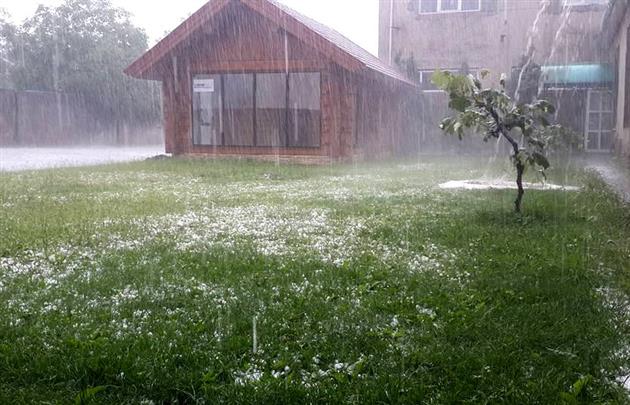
418;0;481;14
563;0;609;7
584;88;615;152
191;71;322;149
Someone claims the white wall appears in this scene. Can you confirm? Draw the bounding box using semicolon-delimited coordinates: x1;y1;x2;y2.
613;8;630;160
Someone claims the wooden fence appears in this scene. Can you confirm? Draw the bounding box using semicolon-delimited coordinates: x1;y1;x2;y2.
0;89;162;146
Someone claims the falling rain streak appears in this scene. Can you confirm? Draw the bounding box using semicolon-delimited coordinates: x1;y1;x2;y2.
0;0;629;403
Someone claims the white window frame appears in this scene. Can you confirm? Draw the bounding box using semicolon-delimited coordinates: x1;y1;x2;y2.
584;89;614;152
563;0;608;7
418;0;481;14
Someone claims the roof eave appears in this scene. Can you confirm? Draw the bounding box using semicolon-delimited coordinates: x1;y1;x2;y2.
124;0;414;88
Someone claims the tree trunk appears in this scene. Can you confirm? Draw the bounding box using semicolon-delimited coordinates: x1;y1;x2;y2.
489;107;526;214
515;161;525;214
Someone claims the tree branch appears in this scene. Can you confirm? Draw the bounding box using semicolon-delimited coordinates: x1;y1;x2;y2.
488;105;519;154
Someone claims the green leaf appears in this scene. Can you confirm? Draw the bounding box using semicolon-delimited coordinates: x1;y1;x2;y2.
431;70;451;90
571;375;592;396
75;386;107;405
449;95;470;112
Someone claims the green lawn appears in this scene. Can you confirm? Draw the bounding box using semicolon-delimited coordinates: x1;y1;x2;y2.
0;157;629;404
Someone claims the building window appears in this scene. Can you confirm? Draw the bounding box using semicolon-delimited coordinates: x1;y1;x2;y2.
418;0;480;14
224;74;255;146
192;72;321;148
288;73;321;148
563;0;608;6
256;73;287;147
585;89;614;152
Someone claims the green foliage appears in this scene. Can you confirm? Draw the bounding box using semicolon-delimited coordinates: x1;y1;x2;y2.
0;8;16;89
74;386;107;404
540;125;584;156
0;159;629;403
560;375;593;404
433;69;561;211
3;0;159;124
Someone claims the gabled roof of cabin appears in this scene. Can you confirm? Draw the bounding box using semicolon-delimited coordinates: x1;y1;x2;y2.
124;0;415;86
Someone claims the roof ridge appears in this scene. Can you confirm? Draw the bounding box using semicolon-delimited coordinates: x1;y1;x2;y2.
125;0;416;86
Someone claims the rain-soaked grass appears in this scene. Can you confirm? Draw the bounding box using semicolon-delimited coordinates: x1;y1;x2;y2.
0;156;629;404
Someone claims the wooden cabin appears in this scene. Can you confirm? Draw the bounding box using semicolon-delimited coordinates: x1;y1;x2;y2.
125;0;423;163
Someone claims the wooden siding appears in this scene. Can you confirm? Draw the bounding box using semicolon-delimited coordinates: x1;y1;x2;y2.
157;2;422;161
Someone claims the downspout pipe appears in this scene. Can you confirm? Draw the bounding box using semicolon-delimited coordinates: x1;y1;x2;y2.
388;0;394;64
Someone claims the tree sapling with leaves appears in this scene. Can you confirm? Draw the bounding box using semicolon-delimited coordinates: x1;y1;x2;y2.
433;70;559;213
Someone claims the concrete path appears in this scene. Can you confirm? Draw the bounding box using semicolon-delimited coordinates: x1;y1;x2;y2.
586;157;630;204
0;146;165;172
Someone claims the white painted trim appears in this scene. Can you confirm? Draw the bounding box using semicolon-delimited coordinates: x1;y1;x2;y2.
388;0;394;65
418;0;481;15
585;89;615;152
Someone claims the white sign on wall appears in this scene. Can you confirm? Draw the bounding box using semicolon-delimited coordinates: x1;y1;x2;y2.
193;79;215;93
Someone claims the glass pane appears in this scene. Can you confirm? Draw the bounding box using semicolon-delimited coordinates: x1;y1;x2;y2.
589;91;601;110
256;73;287;147
224;74;254;146
440;0;458;10
601;112;614;131
420;0;438;13
601;92;614;112
192;75;222;146
588;113;600;131
587;132;599;150
600;132;612;150
461;0;480;11
288;73;321;148
420;71;438;90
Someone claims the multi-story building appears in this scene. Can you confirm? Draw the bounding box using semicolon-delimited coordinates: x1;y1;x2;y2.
379;0;615;153
603;0;630;161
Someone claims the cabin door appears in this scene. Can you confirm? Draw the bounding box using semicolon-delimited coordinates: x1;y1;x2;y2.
584;89;614;152
192;75;222;145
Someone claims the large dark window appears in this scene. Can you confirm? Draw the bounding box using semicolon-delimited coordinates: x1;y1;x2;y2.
224;74;255;146
192;72;321;148
288;73;321;147
256;73;287;147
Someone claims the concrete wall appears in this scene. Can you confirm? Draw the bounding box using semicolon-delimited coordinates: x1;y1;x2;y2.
379;0;607;77
379;0;610;152
611;8;630;161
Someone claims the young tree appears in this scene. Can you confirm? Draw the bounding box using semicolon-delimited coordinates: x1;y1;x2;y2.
433;70;557;213
0;8;16;89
